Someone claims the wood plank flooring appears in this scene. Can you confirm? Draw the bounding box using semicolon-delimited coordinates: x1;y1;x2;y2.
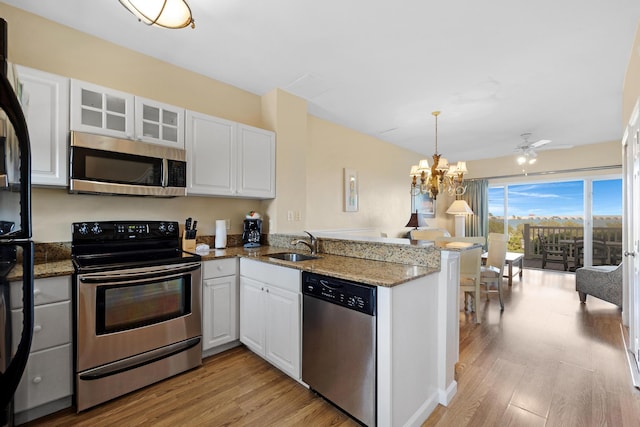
25;268;640;426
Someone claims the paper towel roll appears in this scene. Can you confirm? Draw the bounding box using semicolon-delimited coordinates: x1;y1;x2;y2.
215;220;227;249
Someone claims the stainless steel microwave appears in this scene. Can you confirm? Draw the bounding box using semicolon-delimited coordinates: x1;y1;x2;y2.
69;131;187;197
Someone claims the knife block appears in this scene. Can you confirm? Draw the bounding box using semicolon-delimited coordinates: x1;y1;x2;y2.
182;234;196;252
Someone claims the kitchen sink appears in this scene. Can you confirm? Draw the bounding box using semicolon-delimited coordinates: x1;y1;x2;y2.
268;252;320;262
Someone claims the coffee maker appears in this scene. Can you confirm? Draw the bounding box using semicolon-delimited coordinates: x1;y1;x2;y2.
242;218;262;247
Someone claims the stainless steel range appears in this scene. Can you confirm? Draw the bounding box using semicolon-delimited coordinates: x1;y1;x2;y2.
71;220;202;412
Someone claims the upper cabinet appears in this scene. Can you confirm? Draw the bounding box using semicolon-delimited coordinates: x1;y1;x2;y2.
237;125;276;198
16;65;69;187
134;97;185;148
70;80;185;148
70;80;134;139
185;111;275;199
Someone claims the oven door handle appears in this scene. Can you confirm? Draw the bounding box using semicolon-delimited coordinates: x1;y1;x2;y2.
79;262;201;284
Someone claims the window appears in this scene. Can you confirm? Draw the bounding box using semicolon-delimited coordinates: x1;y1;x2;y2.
489;177;621;267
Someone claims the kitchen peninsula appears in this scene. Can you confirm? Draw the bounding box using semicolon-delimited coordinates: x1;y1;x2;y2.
10;234;461;427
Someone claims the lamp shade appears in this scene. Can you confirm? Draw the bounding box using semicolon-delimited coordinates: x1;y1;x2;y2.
405;211;420;228
446;200;474;216
455;161;468;174
436;157;450;171
119;0;195;28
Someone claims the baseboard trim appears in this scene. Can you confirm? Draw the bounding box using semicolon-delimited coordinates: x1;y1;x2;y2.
620;323;640;389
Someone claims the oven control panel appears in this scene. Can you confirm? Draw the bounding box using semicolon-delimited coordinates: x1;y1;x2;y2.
72;221;179;241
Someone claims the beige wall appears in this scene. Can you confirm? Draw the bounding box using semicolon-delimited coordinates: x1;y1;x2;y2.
466;140;622;184
305;116;449;237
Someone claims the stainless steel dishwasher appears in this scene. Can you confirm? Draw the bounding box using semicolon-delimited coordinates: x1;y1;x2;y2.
302;272;376;427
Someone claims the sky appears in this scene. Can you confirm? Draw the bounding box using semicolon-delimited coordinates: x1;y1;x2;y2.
489;179;622;217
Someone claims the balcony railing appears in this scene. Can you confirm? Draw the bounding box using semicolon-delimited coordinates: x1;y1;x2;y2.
522;224;622;268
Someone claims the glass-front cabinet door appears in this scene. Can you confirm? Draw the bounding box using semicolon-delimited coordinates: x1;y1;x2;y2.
70;79;134;139
134;97;184;148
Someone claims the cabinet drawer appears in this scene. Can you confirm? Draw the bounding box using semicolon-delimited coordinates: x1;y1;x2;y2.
204;258;238;279
11;276;71;309
12;300;71;353
14;344;73;413
240;258;301;293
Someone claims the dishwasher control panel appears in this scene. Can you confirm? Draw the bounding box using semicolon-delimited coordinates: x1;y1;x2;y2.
302;272;376;316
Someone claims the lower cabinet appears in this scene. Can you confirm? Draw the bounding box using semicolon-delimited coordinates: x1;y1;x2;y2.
10;275;72;422
202;258;239;354
239;258;301;380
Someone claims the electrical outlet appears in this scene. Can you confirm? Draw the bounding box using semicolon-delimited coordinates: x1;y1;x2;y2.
295;211;302;221
225;219;231;230
287;210;294;221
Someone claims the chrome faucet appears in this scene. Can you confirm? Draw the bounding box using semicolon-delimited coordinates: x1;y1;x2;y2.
291;231;318;255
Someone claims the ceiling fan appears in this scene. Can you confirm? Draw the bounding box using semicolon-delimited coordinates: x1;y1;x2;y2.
515;133;552;165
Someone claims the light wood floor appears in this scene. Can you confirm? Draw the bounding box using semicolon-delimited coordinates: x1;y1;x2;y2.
25;268;640;426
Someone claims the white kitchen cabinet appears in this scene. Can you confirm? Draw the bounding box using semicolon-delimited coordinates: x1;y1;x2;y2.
239;259;301;380
236;124;276;198
202;258;239;353
16;65;69;187
10;276;72;422
134;96;185;148
185;111;276;198
185;111;236;196
70;79;134;138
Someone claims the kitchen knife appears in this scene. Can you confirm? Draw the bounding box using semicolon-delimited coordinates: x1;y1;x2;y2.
185;217;192;231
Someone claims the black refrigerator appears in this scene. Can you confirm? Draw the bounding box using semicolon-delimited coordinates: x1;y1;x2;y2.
0;18;35;427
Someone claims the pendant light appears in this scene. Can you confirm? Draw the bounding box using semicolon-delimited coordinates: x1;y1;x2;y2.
119;0;195;29
408;111;469;200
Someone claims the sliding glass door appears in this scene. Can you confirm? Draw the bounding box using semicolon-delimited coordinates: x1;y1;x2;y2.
489;177;621;269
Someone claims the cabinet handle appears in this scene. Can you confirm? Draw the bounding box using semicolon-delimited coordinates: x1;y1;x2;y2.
217;265;223;271
34;325;42;333
32;376;42;384
33;289;41;297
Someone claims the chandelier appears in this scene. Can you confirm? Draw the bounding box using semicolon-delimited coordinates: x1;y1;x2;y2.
119;0;195;29
409;111;468;200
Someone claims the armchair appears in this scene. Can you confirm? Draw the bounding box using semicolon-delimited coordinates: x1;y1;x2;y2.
575;262;622;308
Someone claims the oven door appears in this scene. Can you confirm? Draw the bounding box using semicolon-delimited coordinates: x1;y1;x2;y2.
75;261;201;373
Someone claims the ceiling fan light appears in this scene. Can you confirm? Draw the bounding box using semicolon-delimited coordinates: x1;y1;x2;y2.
119;0;195;29
528;158;537;165
517;155;527;165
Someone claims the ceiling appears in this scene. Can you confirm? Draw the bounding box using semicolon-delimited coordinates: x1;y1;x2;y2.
3;0;640;162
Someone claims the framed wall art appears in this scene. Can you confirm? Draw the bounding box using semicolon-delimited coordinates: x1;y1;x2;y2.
412;192;436;218
344;168;358;212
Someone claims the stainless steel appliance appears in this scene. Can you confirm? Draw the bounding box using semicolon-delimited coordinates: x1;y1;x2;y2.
0;18;35;427
302;272;377;427
69;131;187;197
242;218;262;247
71;220;202;412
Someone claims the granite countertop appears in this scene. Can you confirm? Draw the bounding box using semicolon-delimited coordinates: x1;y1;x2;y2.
8;244;437;288
198;246;436;287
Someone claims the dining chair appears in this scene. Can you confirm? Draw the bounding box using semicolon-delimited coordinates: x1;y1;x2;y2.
480;233;508;311
539;233;568;271
458;246;483;319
